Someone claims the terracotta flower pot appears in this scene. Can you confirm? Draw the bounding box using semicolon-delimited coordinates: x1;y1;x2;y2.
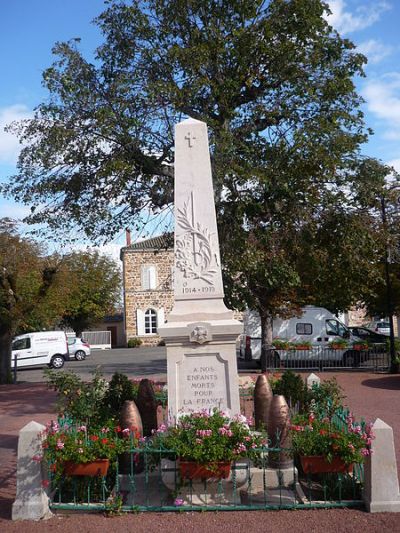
353;344;368;351
64;459;110;477
300;455;353;474
179;461;231;480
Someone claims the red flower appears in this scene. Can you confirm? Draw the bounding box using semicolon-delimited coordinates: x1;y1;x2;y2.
319;429;327;436
101;438;108;444
90;435;99;442
114;426;122;433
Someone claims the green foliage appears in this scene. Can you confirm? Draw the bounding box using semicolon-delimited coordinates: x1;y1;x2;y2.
102;372;136;417
328;339;348;348
290;413;373;465
309;378;345;419
127;337;143;348
271;370;309;411
59;251;121;334
44;368;109;426
150;410;266;465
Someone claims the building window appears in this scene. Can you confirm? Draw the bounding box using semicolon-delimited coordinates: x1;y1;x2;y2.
296;323;313;335
141;265;157;290
144;308;157;334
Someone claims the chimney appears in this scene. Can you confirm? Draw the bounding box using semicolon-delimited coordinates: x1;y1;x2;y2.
126;229;131;246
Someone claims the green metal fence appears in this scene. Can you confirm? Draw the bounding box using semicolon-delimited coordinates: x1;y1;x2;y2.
48;443;364;513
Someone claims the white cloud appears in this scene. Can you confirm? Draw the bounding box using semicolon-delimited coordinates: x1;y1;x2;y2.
387;159;400;173
0;104;32;164
357;39;393;65
362;73;400;139
325;0;391;35
0;201;30;220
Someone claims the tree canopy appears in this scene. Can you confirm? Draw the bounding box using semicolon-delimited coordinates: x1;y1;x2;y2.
0;220;121;382
1;0;393;352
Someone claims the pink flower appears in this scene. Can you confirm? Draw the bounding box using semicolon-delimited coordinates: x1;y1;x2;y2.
41;480;50;488
56;439;64;449
78;425;87;432
101;427;109;434
174;498;184;506
32;454;43;463
122;428;130;435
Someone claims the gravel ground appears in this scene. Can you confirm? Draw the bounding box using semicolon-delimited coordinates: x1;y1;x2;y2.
1;371;400;532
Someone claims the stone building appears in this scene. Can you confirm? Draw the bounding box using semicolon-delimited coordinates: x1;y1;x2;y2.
120;233;174;346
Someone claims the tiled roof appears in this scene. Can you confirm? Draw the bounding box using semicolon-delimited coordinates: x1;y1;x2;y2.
120;233;173;257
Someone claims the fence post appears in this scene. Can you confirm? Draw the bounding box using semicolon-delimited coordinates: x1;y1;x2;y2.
12;421;52;521
364;418;400;512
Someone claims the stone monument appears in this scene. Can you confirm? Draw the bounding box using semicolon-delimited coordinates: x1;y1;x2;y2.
158;118;242;419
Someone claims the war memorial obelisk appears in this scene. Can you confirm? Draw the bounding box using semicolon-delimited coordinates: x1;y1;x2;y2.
158;118;242;419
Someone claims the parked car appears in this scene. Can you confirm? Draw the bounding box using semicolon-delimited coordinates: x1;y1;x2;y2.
12;331;69;369
67;337;91;361
348;327;388;350
366;321;391;336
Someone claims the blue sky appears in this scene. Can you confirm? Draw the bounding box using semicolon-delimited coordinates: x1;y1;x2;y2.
0;0;399;246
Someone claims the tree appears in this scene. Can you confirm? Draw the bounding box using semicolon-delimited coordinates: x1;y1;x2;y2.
0;219;59;383
2;1;377;357
59;250;121;335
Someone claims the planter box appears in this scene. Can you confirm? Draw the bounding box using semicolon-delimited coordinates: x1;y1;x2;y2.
300;455;353;474
179;461;231;480
64;459;110;477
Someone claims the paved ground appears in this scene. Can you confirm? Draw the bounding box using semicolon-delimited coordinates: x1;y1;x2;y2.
1;370;400;532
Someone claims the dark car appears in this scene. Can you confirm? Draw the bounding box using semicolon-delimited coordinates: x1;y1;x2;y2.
349;327;388;351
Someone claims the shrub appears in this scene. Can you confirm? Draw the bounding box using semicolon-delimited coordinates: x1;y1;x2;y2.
309;377;345;418
44;368;108;426
101;372;137;417
128;337;143;348
271;370;309;412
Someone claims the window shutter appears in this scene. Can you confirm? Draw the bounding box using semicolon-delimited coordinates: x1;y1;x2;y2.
158;307;165;328
136;309;145;335
141;265;156;290
149;266;157;290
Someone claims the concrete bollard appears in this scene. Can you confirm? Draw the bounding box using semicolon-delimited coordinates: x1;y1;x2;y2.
306;373;320;389
364;418;400;512
12;421;52;521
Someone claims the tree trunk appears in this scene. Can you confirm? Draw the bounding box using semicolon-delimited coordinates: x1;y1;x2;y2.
260;311;274;372
0;330;13;384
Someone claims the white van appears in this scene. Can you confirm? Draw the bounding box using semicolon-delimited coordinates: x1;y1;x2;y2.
239;306;364;367
11;331;70;369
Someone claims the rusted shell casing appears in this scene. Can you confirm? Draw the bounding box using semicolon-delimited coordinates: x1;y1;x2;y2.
119;400;143;474
135;379;158;437
254;373;272;432
268;394;293;469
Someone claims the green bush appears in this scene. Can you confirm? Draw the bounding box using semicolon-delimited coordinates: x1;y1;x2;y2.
309;377;345;418
271;370;309;412
101;372;136;417
128;337;143;348
44;368;109;426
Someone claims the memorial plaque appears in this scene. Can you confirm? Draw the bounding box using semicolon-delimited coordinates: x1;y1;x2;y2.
176;353;231;412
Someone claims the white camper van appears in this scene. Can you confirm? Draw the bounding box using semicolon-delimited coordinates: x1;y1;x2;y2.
239;306;364;368
11;331;70;369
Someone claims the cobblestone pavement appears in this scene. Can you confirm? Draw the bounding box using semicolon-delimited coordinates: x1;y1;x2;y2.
1;371;399;532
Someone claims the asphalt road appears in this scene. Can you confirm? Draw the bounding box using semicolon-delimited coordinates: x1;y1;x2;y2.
13;346;259;383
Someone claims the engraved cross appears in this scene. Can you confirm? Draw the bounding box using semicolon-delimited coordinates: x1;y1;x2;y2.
185;131;196;148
